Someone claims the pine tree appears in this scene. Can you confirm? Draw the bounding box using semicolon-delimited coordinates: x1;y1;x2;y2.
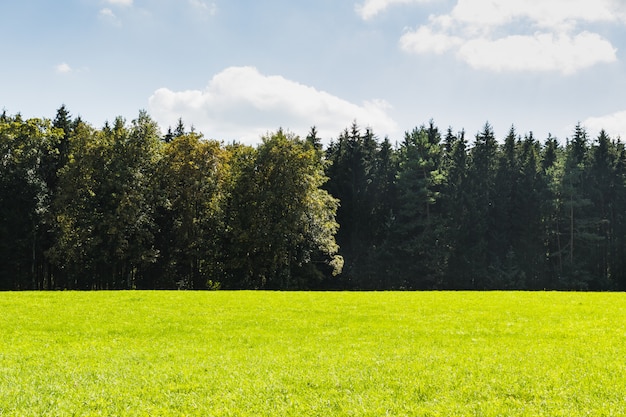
490;126;520;286
465;123;498;288
585;130;620;289
611;141;626;289
323;123;379;288
440;128;471;288
513;133;545;288
551;124;595;289
392;123;445;289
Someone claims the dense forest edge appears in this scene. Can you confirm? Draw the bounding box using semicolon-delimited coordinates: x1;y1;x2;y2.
2;106;626;291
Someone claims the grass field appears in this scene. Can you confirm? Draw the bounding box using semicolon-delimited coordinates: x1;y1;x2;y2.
0;291;625;416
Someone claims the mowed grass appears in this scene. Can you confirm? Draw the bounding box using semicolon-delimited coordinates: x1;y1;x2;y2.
1;292;625;416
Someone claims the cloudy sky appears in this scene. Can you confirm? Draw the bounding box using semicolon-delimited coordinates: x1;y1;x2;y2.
3;0;626;144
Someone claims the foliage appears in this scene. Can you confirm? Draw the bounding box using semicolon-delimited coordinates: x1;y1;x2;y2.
4;106;626;290
1;108;342;289
326;121;626;290
146;131;228;289
0;115;62;289
222;129;341;289
49;113;161;289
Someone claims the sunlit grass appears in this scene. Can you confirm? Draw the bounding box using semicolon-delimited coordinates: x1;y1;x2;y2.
1;291;625;416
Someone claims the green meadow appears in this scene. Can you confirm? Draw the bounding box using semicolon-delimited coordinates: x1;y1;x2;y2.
1;291;625;416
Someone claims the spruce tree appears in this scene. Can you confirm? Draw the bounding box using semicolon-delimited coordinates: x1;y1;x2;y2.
465;123;498;288
392;123;445;289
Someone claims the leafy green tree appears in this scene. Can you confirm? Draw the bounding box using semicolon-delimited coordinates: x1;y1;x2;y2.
50;112;161;289
220;143;260;288
145;132;228;289
0;115;61;289
222;130;341;289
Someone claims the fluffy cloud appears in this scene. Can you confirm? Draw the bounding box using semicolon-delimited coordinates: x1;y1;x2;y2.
189;0;217;15
584;111;626;139
98;0;132;24
55;62;73;74
399;26;462;54
397;0;625;74
355;0;436;20
54;62;88;75
446;0;624;29
98;7;121;25
104;0;133;6
457;32;616;74
148;66;398;144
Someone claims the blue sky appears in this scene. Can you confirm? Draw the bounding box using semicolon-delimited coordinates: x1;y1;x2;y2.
3;0;626;145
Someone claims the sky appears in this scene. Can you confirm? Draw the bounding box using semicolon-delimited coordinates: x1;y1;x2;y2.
3;0;626;145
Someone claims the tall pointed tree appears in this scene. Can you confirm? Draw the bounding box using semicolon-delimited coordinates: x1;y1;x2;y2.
440;128;471;288
465;123;498;288
324;122;379;287
392;122;445;289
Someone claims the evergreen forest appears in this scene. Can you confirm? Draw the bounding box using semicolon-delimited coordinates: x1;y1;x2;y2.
2;106;626;291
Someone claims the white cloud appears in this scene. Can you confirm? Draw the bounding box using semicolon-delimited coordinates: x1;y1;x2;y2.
99;8;115;18
189;0;217;16
148;66;398;144
104;0;133;6
584;110;626;139
355;0;436;20
55;62;73;74
457;31;616;74
99;0;132;24
98;7;122;25
448;0;624;30
400;26;462;54
54;62;89;75
398;0;625;74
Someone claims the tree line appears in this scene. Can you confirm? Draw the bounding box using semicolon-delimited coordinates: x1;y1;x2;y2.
0;107;341;290
326;121;626;290
2;106;626;290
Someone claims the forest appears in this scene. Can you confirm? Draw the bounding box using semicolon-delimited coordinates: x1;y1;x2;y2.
2;106;626;291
